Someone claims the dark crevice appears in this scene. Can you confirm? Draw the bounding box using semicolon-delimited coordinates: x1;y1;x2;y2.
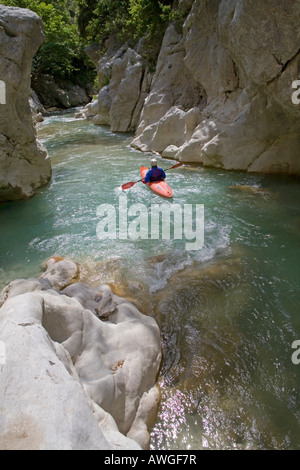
0;20;18;38
281;49;300;73
127;68;146;132
268;49;300;84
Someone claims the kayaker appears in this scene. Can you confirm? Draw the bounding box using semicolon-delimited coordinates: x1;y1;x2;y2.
144;159;166;183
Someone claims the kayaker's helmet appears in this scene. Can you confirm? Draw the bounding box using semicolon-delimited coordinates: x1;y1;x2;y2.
151;158;158;167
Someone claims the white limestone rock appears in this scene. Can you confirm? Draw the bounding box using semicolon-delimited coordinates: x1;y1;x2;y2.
0;261;162;450
109;48;148;132
92;86;111;126
40;257;79;291
131;0;300;175
88;44;153;132
0;6;52;202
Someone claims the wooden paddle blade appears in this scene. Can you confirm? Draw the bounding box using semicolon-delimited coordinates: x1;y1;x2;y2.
122;181;136;190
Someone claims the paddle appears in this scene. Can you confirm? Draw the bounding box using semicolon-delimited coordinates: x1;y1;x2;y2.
122;162;184;190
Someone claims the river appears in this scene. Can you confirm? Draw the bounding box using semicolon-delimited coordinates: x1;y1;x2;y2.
0;110;300;449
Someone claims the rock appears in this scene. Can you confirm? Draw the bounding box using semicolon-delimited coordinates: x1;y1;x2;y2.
132;105;202;153
40;257;80;290
75;111;84;119
88;44;153;132
35;112;44;123
127;386;161;449
83;98;99;118
228;185;273;198
0;260;162;450
131;0;300;175
0;277;52;308
0;292;138;450
94;86;112;126
109;48;148;132
83;86;113;126
132;23;206;146
0;6;52;202
29;89;45;125
33;74;90;109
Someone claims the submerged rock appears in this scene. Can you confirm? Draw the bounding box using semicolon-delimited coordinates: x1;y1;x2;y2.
228;185;273;198
0;6;52;202
0;258;162;450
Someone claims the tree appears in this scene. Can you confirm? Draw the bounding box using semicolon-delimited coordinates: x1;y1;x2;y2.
77;0;130;43
1;0;95;84
128;0;175;39
77;0;179;44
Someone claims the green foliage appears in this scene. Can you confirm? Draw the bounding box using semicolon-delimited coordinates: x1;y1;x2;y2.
127;0;173;39
77;0;180;44
77;0;130;43
0;0;95;84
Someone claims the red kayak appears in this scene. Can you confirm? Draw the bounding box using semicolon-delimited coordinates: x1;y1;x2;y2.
140;166;173;199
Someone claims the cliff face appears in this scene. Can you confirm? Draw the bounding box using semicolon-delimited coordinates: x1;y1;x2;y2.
0;6;51;202
132;0;300;175
93;0;300;175
85;43;154;133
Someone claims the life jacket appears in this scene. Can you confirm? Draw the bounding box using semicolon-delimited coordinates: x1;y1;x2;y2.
149;167;165;182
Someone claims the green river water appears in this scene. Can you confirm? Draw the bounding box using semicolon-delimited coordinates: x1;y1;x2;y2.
1;110;300;449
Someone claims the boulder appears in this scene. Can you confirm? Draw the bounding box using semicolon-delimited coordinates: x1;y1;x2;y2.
0;259;162;450
40;257;80;290
29;89;45;125
0;6;52;202
133;105;202;154
83;98;100;118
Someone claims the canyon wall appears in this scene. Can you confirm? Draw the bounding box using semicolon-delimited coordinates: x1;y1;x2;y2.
0;6;51;202
91;0;300;175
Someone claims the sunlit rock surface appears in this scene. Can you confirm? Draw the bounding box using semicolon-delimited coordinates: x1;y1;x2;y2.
0;6;51;202
132;0;300;175
0;257;161;450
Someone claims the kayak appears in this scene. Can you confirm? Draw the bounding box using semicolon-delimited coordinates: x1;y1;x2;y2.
140;166;173;199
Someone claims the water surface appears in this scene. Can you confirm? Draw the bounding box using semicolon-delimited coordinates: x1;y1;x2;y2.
0;110;299;449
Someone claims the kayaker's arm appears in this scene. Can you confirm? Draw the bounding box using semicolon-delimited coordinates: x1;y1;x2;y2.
144;169;152;183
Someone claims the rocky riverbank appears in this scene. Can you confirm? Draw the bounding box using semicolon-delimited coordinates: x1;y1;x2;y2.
0;257;162;450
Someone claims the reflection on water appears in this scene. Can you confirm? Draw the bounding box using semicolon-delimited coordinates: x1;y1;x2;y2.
0;110;300;449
